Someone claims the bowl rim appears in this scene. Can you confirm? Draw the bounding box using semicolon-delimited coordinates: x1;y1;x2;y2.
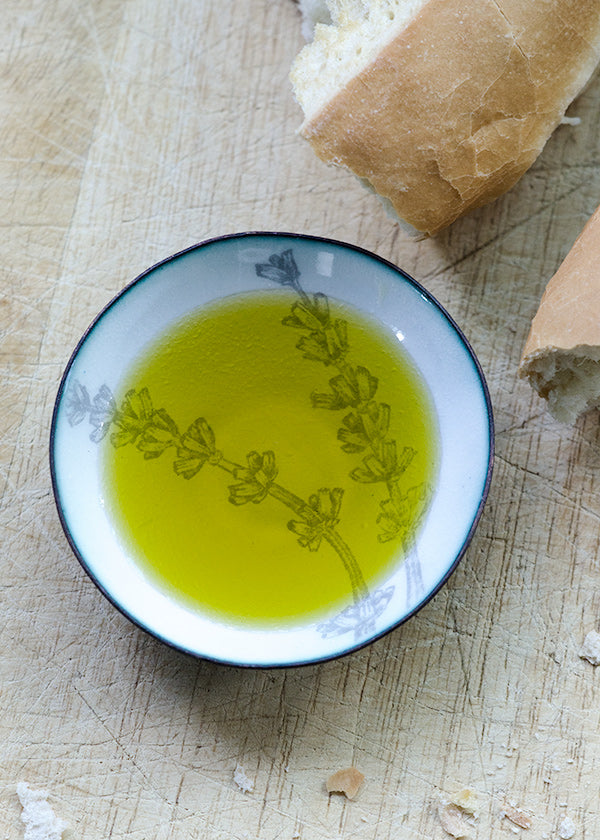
49;230;495;668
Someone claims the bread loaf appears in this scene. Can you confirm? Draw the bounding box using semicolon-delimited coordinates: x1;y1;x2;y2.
519;204;600;423
290;0;600;235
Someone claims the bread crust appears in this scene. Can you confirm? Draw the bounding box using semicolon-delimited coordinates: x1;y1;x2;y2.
293;0;600;234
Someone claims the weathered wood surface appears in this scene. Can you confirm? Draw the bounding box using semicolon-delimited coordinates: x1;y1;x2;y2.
2;2;600;837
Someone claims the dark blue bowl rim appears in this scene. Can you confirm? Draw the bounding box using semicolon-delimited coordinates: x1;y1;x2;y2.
49;230;495;669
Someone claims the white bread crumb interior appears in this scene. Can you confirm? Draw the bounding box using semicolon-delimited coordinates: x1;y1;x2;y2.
17;783;67;840
292;0;426;120
521;347;600;423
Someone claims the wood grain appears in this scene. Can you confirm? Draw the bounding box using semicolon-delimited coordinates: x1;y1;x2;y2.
2;1;600;838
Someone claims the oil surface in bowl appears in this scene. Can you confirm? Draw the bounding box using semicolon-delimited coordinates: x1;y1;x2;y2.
102;285;439;626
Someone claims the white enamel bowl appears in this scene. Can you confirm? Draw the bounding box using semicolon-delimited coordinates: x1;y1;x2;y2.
50;233;494;667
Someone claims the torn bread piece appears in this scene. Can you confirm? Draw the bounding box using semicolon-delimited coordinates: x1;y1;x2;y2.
519;204;600;423
438;803;473;838
558;816;577;839
17;783;67;840
579;630;600;665
233;764;254;793
450;788;479;818
326;766;365;799
290;0;600;235
501;802;533;830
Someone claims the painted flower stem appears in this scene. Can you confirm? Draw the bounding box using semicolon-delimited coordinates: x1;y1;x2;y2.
323;531;369;601
217;457;368;601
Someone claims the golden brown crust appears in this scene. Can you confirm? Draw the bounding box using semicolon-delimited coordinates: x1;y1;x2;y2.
295;0;600;234
520;204;600;360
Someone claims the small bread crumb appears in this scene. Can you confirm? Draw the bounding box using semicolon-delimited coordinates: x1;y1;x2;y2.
450;788;479;817
325;767;364;800
558;816;576;839
501;802;532;830
16;783;67;840
233;765;254;794
579;631;600;665
438;803;471;838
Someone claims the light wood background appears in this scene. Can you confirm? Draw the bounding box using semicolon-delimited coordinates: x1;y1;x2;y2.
3;2;600;838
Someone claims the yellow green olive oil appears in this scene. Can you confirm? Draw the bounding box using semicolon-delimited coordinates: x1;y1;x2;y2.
102;288;439;626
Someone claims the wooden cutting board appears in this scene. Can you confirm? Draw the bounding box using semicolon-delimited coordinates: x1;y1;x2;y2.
2;2;600;838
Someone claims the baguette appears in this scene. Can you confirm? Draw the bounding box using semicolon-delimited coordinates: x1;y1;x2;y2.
290;0;600;235
519;204;600;423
